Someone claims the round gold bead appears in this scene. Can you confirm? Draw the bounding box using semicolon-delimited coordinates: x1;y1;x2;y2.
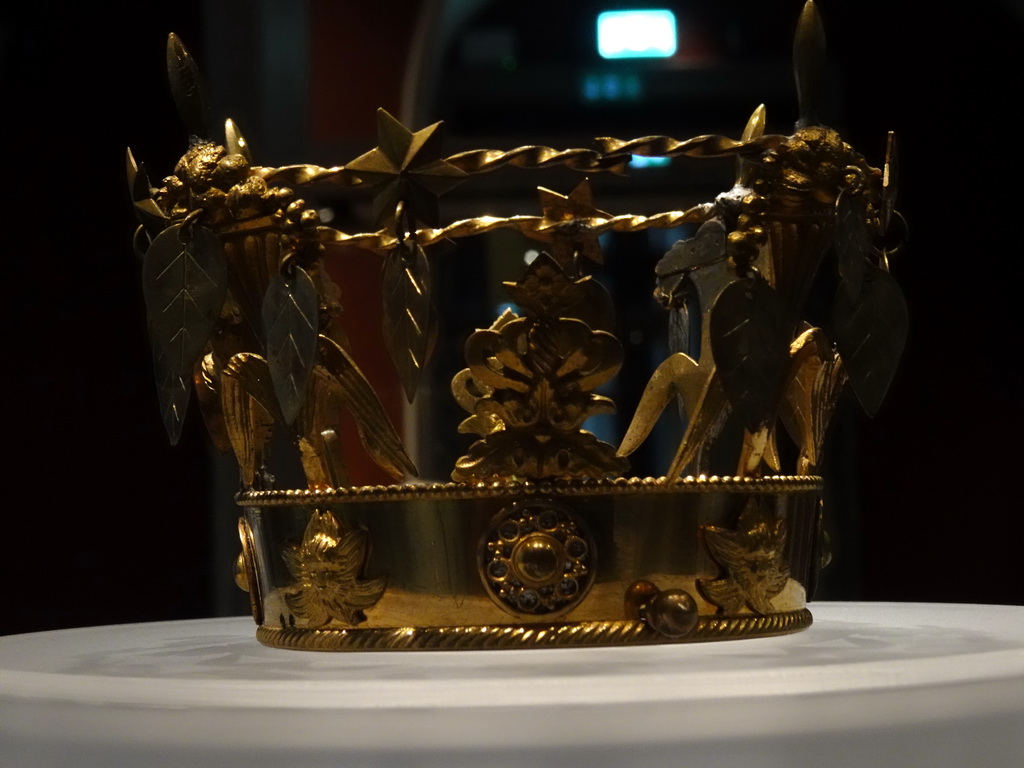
623;579;659;620
643;589;699;638
512;534;563;587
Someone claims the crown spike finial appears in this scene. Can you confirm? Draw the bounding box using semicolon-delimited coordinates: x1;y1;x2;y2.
737;104;767;184
224;118;252;163
741;104;767;143
793;0;826;128
166;33;210;141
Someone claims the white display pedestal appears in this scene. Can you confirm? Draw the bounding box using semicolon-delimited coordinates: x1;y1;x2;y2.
2;602;1023;768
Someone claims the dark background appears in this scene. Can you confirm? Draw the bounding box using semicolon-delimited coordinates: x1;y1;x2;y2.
2;0;1021;636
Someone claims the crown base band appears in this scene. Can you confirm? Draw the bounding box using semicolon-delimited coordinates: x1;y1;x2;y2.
255;610;813;651
238;478;823;649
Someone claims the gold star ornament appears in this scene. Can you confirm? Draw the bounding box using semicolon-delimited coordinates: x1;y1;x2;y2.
346;109;467;229
534;180;610;267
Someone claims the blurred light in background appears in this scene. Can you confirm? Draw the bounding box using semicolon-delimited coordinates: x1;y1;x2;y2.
581;72;643;103
597;10;677;59
628;155;670;169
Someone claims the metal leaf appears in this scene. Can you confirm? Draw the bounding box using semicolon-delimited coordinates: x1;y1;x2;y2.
835;191;871;301
296;368;349;488
779;328;846;473
618;352;701;457
223;351;283;422
382;241;431;401
127;148;167;235
655;219;727;307
130;157;152;206
221;353;277;487
166;33;210;139
134;199;169;236
143;223;227;380
667;303;693;358
832;266;908;417
666;369;730;479
317;335;417;480
737;424;782;476
263;266;319;426
152;345;191;446
710;277;792;433
318;429;348;488
193;351;232;454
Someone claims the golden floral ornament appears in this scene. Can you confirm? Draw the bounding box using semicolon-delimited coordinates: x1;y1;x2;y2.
452;253;627;481
283;510;387;627
505;257;586;316
699;499;790;615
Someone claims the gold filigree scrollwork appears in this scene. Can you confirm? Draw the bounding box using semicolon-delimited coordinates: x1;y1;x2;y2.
699;499;789;615
452;253;627;481
283;510;386;627
479;500;595;617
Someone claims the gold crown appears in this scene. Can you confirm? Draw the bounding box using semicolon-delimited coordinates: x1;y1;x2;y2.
130;1;906;650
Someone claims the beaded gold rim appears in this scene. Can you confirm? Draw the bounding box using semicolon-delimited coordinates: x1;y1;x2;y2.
255;610;812;651
238;476;823;506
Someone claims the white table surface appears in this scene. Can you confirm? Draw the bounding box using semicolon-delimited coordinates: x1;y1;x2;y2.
2;602;1023;768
